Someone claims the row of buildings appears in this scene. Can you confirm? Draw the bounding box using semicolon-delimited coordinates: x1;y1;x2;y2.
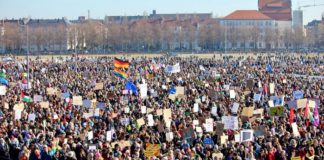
0;0;323;53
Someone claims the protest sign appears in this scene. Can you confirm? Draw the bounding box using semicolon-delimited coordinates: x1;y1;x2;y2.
222;116;238;130
72;96;83;106
83;100;91;108
175;86;185;96
297;99;307;108
220;135;228;145
28;113;36;122
269;83;275;94
141;106;147;114
293;90;304;100
269;106;285;116
139;84;148;98
253;93;261;102
39;101;49;109
231;103;239;114
292;123;300;137
255;125;266;137
183;127;195;144
33;95;43;102
144;144;160;158
196;126;203;132
240;130;254;142
13;103;24;111
253;108;264;119
0;86;6;95
241;107;254;117
211;106;217;116
46;87;57;95
15;110;22;120
137;118;145;127
193;103;199;112
215;122;225;135
87;131;93;140
235;134;241;142
229;90;235;99
166;132;173;142
120;118;130;126
270;96;284;106
165;63;180;73
204;118;214;132
193;120;199;126
203;138;214;145
147;114;154;126
83;112;93;119
156;109;163;116
106;131;112;141
94;82;103;90
246;79;254;89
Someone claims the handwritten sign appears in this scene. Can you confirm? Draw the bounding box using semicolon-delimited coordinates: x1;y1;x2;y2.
269;106;284;116
222;116;238;130
240;129;254;142
269;83;275;94
0;86;6;95
297;98;307;108
40;101;49;109
241;107;254;117
72;96;83;106
33;95;43;102
94;82;104;90
144;144;160;158
293;90;303;100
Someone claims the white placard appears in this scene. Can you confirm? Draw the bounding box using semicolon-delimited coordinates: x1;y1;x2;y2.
232;103;239;114
124;107;130;113
222;116;239;130
88;131;93;140
139;84;148;99
94;108;100;117
235;134;241;142
166;132;173;142
230;90;236;99
269;83;275;94
211;107;217;116
196;126;203;132
268;100;274;107
147;114;154;126
292;123;300;137
193;103;199;112
106;131;112;142
193;120;199;126
141;106;147;114
0;86;6;95
15;110;22;120
204;118;214;132
28;113;36;122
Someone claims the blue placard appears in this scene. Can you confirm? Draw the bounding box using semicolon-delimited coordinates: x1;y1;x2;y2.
83;100;91;108
253;93;261;102
293;90;304;100
270;96;284;106
203;138;214;145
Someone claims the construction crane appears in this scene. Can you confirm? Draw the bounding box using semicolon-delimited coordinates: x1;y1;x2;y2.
298;3;324;10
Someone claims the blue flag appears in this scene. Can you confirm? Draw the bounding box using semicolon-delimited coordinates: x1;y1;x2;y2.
125;80;138;95
169;86;176;94
266;64;273;73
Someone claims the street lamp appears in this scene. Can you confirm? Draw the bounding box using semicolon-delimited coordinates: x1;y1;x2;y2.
19;17;31;88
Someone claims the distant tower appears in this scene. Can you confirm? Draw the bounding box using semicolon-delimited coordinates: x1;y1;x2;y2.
322;12;324;21
88;10;90;20
293;10;303;29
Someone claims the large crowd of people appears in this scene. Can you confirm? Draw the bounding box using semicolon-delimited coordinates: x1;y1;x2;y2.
0;54;323;160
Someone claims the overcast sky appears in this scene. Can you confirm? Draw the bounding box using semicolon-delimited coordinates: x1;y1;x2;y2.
0;0;323;24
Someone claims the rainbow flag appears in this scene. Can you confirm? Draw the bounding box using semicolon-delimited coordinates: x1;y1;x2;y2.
113;68;128;79
113;58;130;68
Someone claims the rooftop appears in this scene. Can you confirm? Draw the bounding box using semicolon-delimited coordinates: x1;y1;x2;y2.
223;10;272;20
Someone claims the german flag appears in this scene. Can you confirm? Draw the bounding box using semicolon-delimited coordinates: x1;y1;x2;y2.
113;58;130;68
113;68;128;79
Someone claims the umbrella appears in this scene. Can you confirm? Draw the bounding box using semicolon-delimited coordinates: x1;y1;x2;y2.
0;78;9;86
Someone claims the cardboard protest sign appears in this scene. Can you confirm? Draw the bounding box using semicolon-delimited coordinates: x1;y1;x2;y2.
215;122;225;135
269;106;285;116
33;95;43;102
269;83;275;94
163;109;172;121
297;99;308;108
13;103;24;111
94;82;104;90
291;157;301;160
175;86;185;96
222;116;238;130
137;118;145;127
0;86;6;95
220;135;228;145
240;129;254;142
241;107;254;117
72;96;83;106
293;90;304;100
144;144;160;158
46;87;57;95
253;108;264;119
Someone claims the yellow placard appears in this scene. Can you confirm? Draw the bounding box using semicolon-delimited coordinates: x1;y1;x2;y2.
144;144;160;158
